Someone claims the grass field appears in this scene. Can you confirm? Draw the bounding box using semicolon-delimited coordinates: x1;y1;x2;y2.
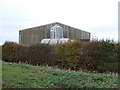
2;61;119;88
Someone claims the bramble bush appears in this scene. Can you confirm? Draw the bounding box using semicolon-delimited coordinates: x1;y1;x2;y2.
2;40;118;73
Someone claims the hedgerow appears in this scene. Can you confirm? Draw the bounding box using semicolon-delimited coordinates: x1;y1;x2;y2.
2;40;118;73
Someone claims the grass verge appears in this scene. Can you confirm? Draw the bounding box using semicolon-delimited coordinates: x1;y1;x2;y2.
2;62;119;88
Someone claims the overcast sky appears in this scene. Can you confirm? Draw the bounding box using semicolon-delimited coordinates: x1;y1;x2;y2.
0;0;119;44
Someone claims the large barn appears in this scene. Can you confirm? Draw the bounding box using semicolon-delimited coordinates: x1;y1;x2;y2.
19;22;91;45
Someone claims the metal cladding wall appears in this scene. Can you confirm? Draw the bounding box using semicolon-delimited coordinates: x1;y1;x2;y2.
19;22;91;45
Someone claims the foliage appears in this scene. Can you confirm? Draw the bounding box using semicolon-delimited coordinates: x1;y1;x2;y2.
2;40;118;72
96;40;118;72
28;44;53;66
2;42;21;62
80;41;100;70
55;40;82;70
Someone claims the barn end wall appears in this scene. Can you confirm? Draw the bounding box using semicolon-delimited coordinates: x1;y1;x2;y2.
19;22;90;45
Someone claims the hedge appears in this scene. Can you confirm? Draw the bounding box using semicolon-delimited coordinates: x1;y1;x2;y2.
2;40;119;73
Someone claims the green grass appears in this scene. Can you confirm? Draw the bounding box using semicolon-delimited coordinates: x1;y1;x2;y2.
2;61;119;88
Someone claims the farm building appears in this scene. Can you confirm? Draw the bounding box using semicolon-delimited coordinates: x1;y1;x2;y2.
19;22;91;45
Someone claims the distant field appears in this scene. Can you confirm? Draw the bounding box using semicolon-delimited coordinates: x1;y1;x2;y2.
2;62;119;88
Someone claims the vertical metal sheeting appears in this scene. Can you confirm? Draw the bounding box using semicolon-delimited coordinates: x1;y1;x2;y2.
50;24;63;39
50;29;55;39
